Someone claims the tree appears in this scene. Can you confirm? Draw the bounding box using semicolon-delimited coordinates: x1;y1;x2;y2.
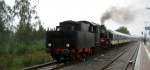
0;0;12;44
37;21;45;40
13;0;36;43
32;20;46;40
116;26;130;34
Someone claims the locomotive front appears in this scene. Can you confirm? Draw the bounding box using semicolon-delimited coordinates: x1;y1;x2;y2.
46;20;95;62
46;21;80;62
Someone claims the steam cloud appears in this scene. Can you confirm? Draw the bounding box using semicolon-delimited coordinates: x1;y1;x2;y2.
101;7;135;24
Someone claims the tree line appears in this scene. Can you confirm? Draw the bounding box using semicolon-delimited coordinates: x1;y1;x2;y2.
116;26;130;35
0;0;45;45
0;0;51;69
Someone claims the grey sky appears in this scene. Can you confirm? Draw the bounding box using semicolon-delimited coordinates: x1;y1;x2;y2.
4;0;150;37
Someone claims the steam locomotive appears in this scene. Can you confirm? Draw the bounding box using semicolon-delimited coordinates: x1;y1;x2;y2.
46;20;135;62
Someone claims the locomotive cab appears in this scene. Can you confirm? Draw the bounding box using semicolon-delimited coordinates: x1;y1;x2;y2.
94;24;111;48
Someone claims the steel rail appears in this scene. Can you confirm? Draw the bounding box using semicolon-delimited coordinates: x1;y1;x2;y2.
100;45;131;70
22;60;59;70
122;44;139;70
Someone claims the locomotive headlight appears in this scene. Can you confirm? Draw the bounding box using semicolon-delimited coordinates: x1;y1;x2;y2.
66;43;70;47
48;43;52;47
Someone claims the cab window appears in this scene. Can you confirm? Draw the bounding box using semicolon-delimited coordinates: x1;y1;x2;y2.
89;25;94;33
56;24;81;31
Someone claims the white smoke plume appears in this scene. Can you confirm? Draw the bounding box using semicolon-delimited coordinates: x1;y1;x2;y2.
101;7;135;24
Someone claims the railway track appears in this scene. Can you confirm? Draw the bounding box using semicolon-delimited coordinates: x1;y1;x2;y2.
99;45;131;70
23;60;64;70
100;43;139;70
122;43;139;70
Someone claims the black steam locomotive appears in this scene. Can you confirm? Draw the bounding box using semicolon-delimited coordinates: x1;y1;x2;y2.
46;20;135;62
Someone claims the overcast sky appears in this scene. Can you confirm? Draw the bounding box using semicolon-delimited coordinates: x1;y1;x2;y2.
4;0;150;37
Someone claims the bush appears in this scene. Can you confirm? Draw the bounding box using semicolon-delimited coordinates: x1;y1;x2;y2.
23;51;52;66
10;56;24;70
0;56;13;70
0;40;53;70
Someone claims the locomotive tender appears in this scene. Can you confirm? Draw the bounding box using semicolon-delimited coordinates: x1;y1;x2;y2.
46;20;135;62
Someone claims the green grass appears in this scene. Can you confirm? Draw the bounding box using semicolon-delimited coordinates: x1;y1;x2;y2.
0;40;52;70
